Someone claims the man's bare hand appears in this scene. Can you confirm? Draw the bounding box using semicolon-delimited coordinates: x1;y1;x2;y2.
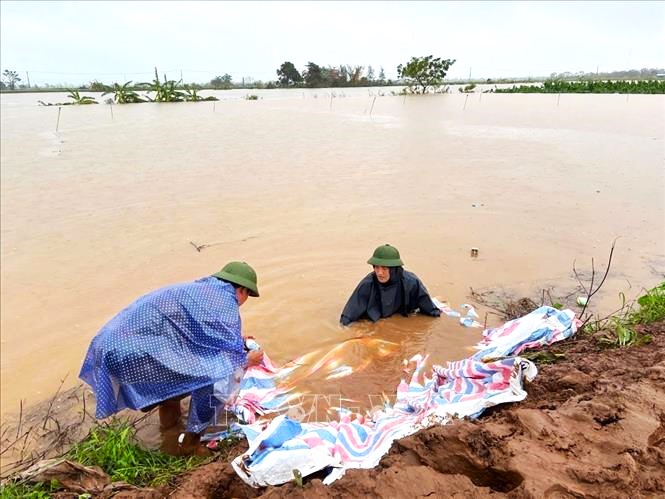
246;349;264;368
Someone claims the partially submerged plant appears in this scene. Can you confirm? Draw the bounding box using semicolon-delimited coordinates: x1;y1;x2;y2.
102;81;144;104
66;90;98;105
184;86;218;102
142;68;186;103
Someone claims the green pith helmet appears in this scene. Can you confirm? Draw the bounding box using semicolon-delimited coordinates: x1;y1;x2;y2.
367;244;404;267
213;261;259;297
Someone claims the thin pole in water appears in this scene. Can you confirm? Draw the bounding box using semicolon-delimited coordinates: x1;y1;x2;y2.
213;102;216;112
557;93;561;107
330;93;333;111
369;96;377;116
109;103;114;121
463;94;469;110
55;106;61;132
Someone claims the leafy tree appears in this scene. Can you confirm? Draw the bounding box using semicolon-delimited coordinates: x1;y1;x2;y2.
397;55;456;94
366;65;375;81
276;61;302;86
210;76;223;89
378;67;386;85
303;62;323;87
321;66;341;86
2;70;21;90
210;74;233;90
350;65;364;85
339;65;350;84
89;80;107;91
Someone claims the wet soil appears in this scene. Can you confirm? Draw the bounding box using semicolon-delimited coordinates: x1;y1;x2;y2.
158;321;665;498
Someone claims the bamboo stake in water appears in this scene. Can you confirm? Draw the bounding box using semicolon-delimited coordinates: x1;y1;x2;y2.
55;106;61;132
330;93;333;111
463;94;469;110
109;103;114;121
557;93;561;107
369;96;377;116
213;101;216;112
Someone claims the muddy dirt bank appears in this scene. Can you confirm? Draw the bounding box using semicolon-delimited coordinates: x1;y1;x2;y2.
157;321;665;498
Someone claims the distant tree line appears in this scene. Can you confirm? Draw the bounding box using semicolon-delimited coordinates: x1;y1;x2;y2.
4;63;663;94
275;61;391;88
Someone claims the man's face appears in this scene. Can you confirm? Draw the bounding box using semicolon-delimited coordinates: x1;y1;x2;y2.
236;287;250;306
373;265;390;284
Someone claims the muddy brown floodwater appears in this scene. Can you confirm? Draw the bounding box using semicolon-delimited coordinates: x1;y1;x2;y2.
1;88;663;424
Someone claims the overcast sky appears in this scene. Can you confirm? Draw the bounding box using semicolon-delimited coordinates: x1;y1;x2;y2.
1;1;663;85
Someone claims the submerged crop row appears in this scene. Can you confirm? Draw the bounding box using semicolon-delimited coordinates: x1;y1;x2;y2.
37;67;220;106
495;79;665;94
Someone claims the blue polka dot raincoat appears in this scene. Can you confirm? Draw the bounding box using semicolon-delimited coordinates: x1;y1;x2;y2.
79;276;247;433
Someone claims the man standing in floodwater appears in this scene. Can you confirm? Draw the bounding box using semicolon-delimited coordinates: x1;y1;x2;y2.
79;261;263;454
340;244;441;326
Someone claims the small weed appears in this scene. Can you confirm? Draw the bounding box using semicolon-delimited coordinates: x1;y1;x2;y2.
522;351;566;365
597;318;652;348
292;468;303;488
245;94;259;100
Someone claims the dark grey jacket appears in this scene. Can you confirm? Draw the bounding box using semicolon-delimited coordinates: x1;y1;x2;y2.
340;268;440;326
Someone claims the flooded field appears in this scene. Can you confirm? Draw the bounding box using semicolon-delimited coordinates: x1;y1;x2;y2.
1;88;663;420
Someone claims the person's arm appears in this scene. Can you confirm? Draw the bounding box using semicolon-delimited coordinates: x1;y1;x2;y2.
415;279;441;317
246;349;264;367
340;277;372;325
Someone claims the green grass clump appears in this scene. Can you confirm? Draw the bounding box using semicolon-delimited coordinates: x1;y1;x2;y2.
595;283;664;348
0;478;64;499
67;421;203;487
